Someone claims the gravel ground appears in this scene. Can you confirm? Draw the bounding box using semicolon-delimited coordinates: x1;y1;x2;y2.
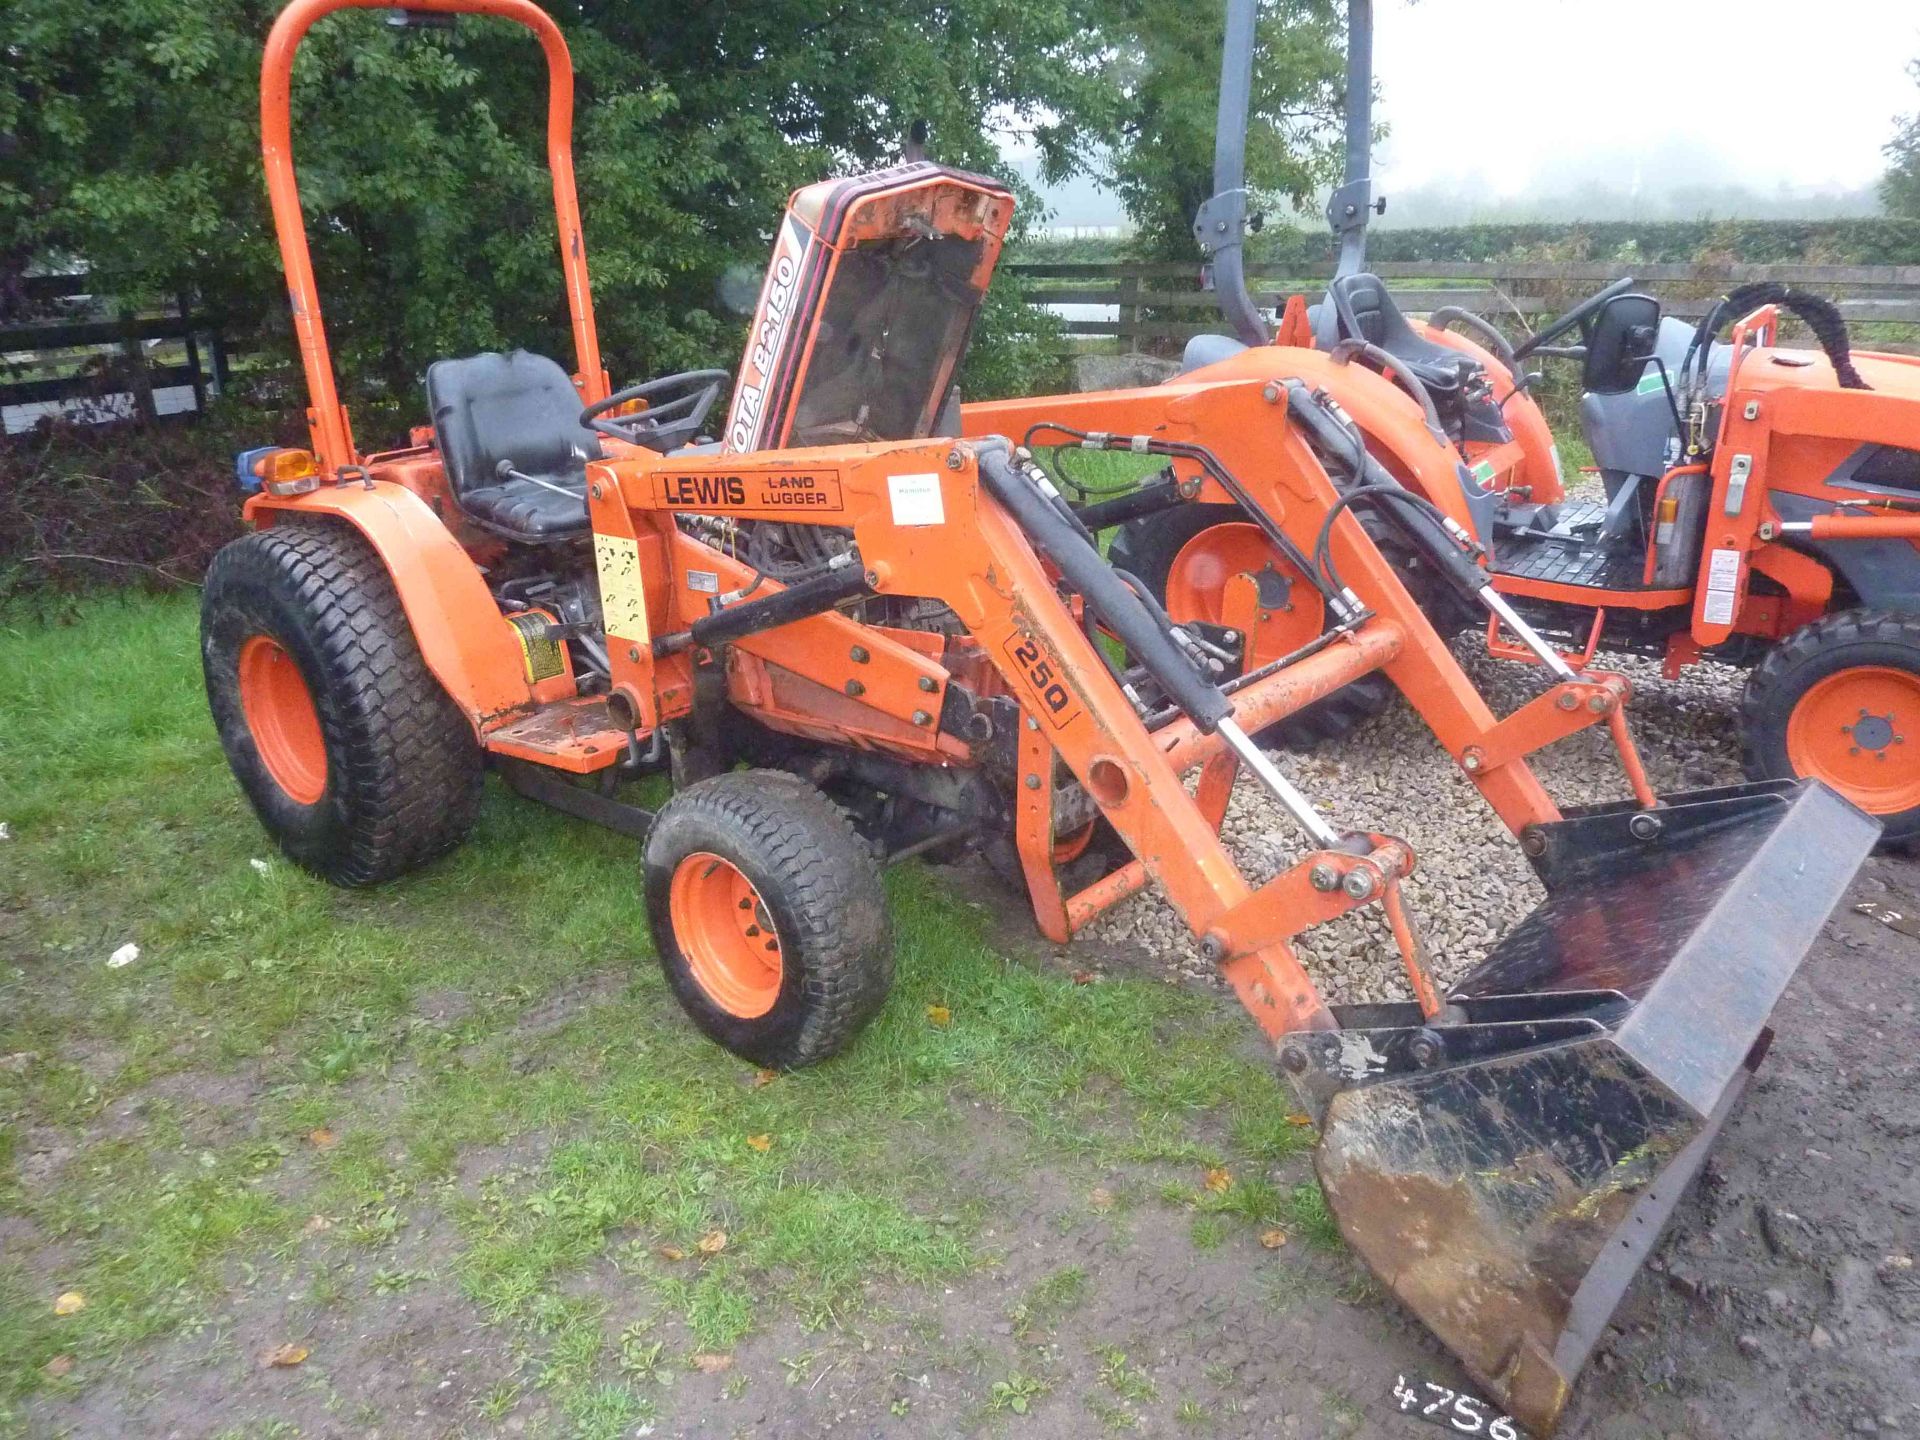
1081;640;1755;1002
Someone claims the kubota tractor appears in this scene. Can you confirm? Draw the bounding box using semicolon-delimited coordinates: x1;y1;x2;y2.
1119;0;1920;841
204;1;1876;1432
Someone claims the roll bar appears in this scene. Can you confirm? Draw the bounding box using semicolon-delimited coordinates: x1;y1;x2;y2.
260;0;608;475
1197;0;1376;343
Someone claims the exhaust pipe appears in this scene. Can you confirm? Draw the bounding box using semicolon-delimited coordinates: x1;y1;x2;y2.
1282;780;1878;1434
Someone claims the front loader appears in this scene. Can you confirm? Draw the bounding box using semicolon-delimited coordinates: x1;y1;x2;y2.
204;1;1876;1433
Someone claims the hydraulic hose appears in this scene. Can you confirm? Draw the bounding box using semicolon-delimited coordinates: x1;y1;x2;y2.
976;442;1233;733
1685;282;1869;392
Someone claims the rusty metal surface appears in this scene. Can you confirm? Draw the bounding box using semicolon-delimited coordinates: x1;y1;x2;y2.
1310;779;1879;1436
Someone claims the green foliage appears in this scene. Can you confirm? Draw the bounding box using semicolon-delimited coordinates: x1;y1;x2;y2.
1102;0;1346;261
0;0;1120;407
1887;59;1920;220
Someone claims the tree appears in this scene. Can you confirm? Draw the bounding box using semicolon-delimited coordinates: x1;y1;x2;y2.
1886;59;1920;219
1101;0;1347;261
0;0;1121;407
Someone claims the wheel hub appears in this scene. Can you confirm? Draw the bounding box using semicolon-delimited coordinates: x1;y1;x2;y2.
1844;710;1897;755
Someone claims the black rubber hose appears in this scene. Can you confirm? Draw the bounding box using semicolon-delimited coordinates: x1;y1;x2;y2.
977;443;1232;733
1689;282;1869;391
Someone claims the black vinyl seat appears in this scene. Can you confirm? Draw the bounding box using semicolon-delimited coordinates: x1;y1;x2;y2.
1326;273;1479;393
426;351;603;541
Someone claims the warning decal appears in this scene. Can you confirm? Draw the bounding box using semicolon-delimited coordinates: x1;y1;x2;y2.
507;612;566;683
594;533;651;644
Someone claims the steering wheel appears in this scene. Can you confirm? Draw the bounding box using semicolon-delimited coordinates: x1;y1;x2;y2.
1510;277;1638;362
581;369;730;452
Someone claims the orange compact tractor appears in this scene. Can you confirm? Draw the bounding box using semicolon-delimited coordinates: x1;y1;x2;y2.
206;1;1876;1432
1126;0;1920;839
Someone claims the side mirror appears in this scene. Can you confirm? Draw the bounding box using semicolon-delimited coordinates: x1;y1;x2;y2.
1583;293;1662;395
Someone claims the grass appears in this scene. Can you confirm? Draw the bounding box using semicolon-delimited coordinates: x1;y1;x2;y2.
0;590;1330;1431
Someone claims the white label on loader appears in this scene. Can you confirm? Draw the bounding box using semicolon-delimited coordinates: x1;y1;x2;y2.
594;533;651;644
1701;548;1743;626
887;472;945;527
1706;548;1742;592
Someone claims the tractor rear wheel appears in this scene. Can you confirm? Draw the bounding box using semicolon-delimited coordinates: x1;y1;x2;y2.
1109;504;1392;748
1742;608;1920;844
201;522;483;885
643;770;892;1068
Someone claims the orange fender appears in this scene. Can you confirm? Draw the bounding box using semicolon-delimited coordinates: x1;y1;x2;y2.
1418;324;1566;505
245;483;534;725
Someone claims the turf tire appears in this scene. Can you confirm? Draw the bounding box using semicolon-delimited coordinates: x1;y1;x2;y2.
644;770;893;1068
201;522;483;885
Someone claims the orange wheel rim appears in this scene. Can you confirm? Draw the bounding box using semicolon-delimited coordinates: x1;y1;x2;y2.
1785;666;1920;815
1163;523;1322;666
668;852;784;1018
1164;523;1277;625
237;634;327;805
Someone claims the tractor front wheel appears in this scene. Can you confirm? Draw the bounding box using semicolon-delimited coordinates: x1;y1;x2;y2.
643;771;892;1068
201;522;484;885
1742;608;1920;844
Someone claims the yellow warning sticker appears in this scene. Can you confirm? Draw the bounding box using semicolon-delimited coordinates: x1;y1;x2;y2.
594;533;650;644
507;613;565;683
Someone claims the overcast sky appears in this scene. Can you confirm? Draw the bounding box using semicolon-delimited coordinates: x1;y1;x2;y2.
1373;0;1917;198
1020;1;1920;225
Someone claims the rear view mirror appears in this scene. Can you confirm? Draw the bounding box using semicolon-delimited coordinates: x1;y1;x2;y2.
1583;293;1662;394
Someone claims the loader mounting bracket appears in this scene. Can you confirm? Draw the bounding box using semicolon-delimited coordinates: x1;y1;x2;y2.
1517;778;1802;890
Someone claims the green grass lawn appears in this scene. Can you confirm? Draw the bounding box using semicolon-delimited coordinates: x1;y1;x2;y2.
0;591;1330;1438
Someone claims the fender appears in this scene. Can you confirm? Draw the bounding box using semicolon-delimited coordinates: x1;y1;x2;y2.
245;482;535;724
1420;324;1567;506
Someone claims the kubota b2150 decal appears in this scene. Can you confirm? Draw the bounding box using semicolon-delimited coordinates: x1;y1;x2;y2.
723;214;814;454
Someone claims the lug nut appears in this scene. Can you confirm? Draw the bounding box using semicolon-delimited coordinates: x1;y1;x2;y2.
1557;692;1579;711
1587;693;1609;713
1309;863;1340;892
1342;869;1375;900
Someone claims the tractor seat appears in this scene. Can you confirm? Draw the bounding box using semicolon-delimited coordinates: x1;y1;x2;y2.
426;351;603;542
1324;273;1481;396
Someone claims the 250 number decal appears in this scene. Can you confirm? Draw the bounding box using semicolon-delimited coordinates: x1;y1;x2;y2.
1003;634;1081;728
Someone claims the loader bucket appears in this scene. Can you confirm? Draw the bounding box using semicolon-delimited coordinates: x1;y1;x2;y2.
1279;780;1877;1436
